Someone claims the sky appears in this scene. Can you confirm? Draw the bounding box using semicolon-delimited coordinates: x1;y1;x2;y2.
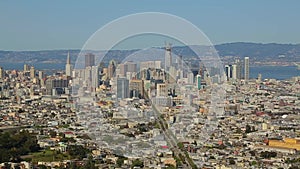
0;0;300;50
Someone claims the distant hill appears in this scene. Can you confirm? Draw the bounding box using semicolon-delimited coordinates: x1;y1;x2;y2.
215;42;300;58
0;42;299;64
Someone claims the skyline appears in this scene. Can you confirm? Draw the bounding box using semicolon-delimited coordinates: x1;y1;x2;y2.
0;1;300;50
0;1;300;168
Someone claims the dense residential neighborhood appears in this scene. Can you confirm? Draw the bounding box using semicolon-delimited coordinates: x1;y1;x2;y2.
0;47;299;169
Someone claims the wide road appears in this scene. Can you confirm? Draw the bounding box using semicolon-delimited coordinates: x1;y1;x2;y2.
152;105;195;169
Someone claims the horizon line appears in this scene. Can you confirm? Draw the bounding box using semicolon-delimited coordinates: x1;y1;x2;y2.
1;41;300;52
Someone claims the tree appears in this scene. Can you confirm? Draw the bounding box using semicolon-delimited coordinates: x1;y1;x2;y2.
60;137;76;143
209;156;215;159
177;142;184;150
260;151;277;159
0;130;40;163
67;145;89;160
249;150;256;156
49;130;57;138
68;162;78;169
251;161;257;166
83;157;97;169
37;165;48;169
131;159;144;168
116;158;124;167
18;108;25;113
116;156;127;167
229;158;236;165
245;124;252;133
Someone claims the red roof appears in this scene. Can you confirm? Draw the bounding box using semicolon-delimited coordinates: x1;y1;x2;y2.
161;145;169;149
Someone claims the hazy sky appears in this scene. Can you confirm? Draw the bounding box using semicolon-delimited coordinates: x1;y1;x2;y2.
1;0;300;50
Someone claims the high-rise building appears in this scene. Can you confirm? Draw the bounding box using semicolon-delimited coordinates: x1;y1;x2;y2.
118;63;128;77
235;58;242;80
39;71;45;87
140;61;161;72
45;78;69;95
30;66;35;79
66;52;72;77
165;43;172;71
244;57;250;83
169;66;177;82
122;61;137;80
116;78;129;99
187;72;194;84
199;62;205;78
0;67;4;79
85;53;95;68
84;66;92;82
129;79;144;98
155;61;161;69
157;83;167;96
24;64;30;72
108;60;116;79
139;69;151;80
196;74;202;90
91;66;99;90
225;65;232;80
231;64;237;80
257;73;262;83
126;61;137;73
177;69;183;79
126;72;135;80
38;71;44;80
178;55;183;69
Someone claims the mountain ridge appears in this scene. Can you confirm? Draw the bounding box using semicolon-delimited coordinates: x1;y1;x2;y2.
0;42;299;64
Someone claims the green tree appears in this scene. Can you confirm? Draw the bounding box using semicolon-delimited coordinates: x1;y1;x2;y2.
116;157;126;167
245;124;252;133
260;151;277;158
49;130;57;138
37;165;48;169
67;145;89;160
0;130;40;163
251;161;257;166
83;157;97;169
177;142;184;150
131;159;143;168
249;150;256;156
229;158;236;165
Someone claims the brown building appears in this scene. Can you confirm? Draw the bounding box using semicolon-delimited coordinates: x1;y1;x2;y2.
129;79;144;98
85;53;95;68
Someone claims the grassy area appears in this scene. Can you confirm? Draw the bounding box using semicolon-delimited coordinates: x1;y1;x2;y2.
30;150;70;162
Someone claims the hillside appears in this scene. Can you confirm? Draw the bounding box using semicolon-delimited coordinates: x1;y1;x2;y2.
0;42;299;64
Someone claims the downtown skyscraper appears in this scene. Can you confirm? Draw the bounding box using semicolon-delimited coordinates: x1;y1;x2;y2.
164;43;172;71
116;77;129;99
65;52;72;77
85;53;95;68
244;57;250;83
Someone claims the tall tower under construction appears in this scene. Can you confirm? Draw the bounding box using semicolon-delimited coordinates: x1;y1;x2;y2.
164;43;172;71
